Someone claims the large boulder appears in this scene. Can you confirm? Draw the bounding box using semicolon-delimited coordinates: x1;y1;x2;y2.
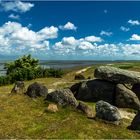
94;66;140;84
128;111;140;131
95;100;122;124
77;101;94;118
70;82;82;96
25;82;48;98
76;79;115;104
132;83;140;100
45;88;78;107
115;84;140;110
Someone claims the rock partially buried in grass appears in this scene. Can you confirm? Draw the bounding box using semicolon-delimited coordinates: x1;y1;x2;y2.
95;100;122;124
77;101;94;118
76;79;115;104
128;111;140;131
25;82;48;98
94;66;140;84
45;88;78;107
75;73;85;80
10;81;25;95
116;84;140;110
46;103;58;113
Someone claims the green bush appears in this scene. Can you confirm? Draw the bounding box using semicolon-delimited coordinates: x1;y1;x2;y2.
45;68;64;78
0;55;64;86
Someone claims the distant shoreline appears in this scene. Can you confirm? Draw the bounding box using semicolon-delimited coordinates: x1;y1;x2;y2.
1;60;140;75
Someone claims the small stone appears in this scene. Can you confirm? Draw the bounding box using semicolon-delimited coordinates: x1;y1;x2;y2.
46;104;58;113
75;74;85;80
11;81;25;95
77;101;94;118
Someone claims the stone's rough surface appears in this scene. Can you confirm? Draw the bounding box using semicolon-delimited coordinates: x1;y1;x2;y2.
128;111;140;130
76;79;115;104
132;83;140;100
75;74;85;80
11;81;25;94
46;104;58;113
77;101;94;118
94;66;140;84
45;88;78;107
25;82;48;98
115;84;140;110
95;100;122;123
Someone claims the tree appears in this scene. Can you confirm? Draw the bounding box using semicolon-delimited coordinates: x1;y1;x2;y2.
4;54;39;74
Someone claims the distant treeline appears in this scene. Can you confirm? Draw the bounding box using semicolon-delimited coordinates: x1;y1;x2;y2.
0;55;64;86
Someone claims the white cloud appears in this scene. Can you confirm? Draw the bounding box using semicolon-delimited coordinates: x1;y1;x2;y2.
122;44;140;56
100;30;113;36
120;26;130;32
53;37;120;57
130;34;140;41
78;41;95;50
1;21;140;59
62;37;78;45
8;14;20;20
85;36;102;42
52;41;140;59
38;26;58;39
0;0;34;13
59;22;77;30
0;21;59;55
128;20;140;26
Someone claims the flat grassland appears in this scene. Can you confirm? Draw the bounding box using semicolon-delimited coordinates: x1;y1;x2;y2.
0;62;140;139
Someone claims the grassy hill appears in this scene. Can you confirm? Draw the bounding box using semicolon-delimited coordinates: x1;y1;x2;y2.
0;63;140;139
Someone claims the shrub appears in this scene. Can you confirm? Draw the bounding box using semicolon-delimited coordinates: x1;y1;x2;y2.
46;68;64;78
0;55;64;86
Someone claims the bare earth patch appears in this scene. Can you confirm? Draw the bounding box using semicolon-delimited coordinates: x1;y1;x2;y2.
76;67;91;74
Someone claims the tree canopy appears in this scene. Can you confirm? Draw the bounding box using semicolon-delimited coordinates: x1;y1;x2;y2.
4;54;39;74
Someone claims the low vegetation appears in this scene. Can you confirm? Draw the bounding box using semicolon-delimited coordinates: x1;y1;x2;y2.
0;62;140;138
0;55;64;86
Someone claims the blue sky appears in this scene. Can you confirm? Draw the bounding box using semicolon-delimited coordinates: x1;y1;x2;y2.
0;1;140;60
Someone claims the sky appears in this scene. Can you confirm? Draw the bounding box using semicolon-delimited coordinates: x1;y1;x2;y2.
0;1;140;60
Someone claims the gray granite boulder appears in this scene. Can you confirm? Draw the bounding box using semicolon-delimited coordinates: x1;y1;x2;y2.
25;82;48;98
115;84;140;110
95;100;122;124
76;79;115;104
94;66;140;84
45;88;78;107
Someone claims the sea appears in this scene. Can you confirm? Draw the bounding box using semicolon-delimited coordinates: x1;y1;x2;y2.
0;60;137;76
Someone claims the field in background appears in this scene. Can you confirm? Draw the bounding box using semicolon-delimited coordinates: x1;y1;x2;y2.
0;62;140;138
